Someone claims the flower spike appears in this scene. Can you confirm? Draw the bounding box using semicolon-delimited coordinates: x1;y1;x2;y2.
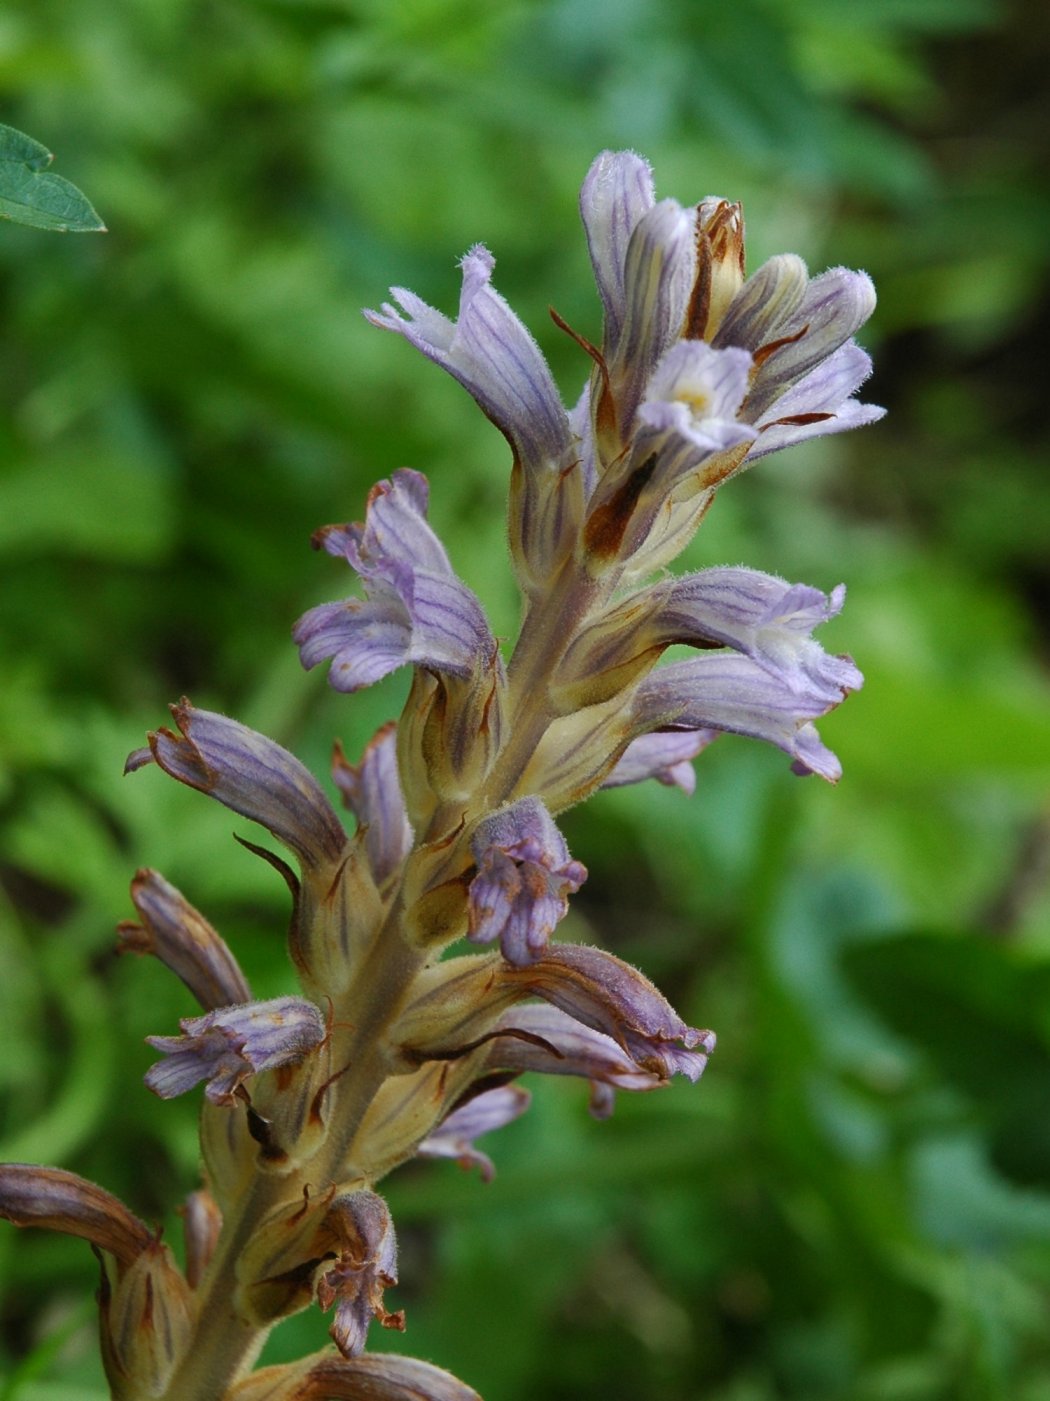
4;147;882;1397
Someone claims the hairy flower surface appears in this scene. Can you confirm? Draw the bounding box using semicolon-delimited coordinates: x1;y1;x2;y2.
467;797;588;965
145;997;327;1105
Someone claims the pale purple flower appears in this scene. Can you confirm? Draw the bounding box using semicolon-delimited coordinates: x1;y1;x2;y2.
366;247;573;480
332;721;413;888
144;997;326;1105
417;1084;531;1180
579;150;883;480
486;1004;665;1116
508;944;715;1083
126;702;346;871
581;342;757;567
632;652;856;782
294;470;499;694
601;730;719;793
467;797;587;965
556;567;859;721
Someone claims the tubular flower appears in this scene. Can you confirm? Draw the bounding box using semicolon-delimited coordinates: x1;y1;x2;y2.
294;470;499;695
145;997;327;1106
416;1084;532;1180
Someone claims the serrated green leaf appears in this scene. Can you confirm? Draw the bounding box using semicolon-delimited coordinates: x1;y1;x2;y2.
0;123;104;232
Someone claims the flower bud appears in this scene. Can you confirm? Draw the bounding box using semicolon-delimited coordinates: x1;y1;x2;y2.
117;868;251;1011
100;1240;195;1398
349;1061;480;1182
683;198;746;343
181;1187;222;1288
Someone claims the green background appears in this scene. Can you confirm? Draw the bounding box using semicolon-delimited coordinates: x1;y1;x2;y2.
1;0;1049;1397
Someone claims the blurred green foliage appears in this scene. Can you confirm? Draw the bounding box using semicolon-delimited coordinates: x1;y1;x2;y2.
1;0;1049;1397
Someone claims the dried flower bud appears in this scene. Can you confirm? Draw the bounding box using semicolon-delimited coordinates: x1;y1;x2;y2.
684;197;746;342
316;1190;404;1357
0;1165;153;1268
117;868;251;1011
236;1187;402;1354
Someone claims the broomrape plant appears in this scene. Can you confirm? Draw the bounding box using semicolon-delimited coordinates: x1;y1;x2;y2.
0;150;881;1400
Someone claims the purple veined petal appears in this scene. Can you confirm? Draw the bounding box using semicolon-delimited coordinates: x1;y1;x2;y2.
487;1004;665;1114
747;340;885;461
144;996;326;1106
366;247;573;479
652;569;863;698
632;652;860;782
751;395;885;461
508;945;715;1083
711;252;878;432
332;722;413;889
609;198;696;430
295;471;499;695
712;252;810;357
601;729;719;794
579;150;656;352
467;797;588;966
126;702;346;870
117;868;251;1011
317;470;451;579
294;600;411;692
741;267;878;422
416;1084;531;1181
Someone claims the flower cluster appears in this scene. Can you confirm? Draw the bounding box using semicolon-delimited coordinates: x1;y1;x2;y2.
0;151;879;1400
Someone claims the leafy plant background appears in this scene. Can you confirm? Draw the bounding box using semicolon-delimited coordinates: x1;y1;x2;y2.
1;0;1048;1397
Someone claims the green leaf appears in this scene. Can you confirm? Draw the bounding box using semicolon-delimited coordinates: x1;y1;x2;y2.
0;122;104;232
